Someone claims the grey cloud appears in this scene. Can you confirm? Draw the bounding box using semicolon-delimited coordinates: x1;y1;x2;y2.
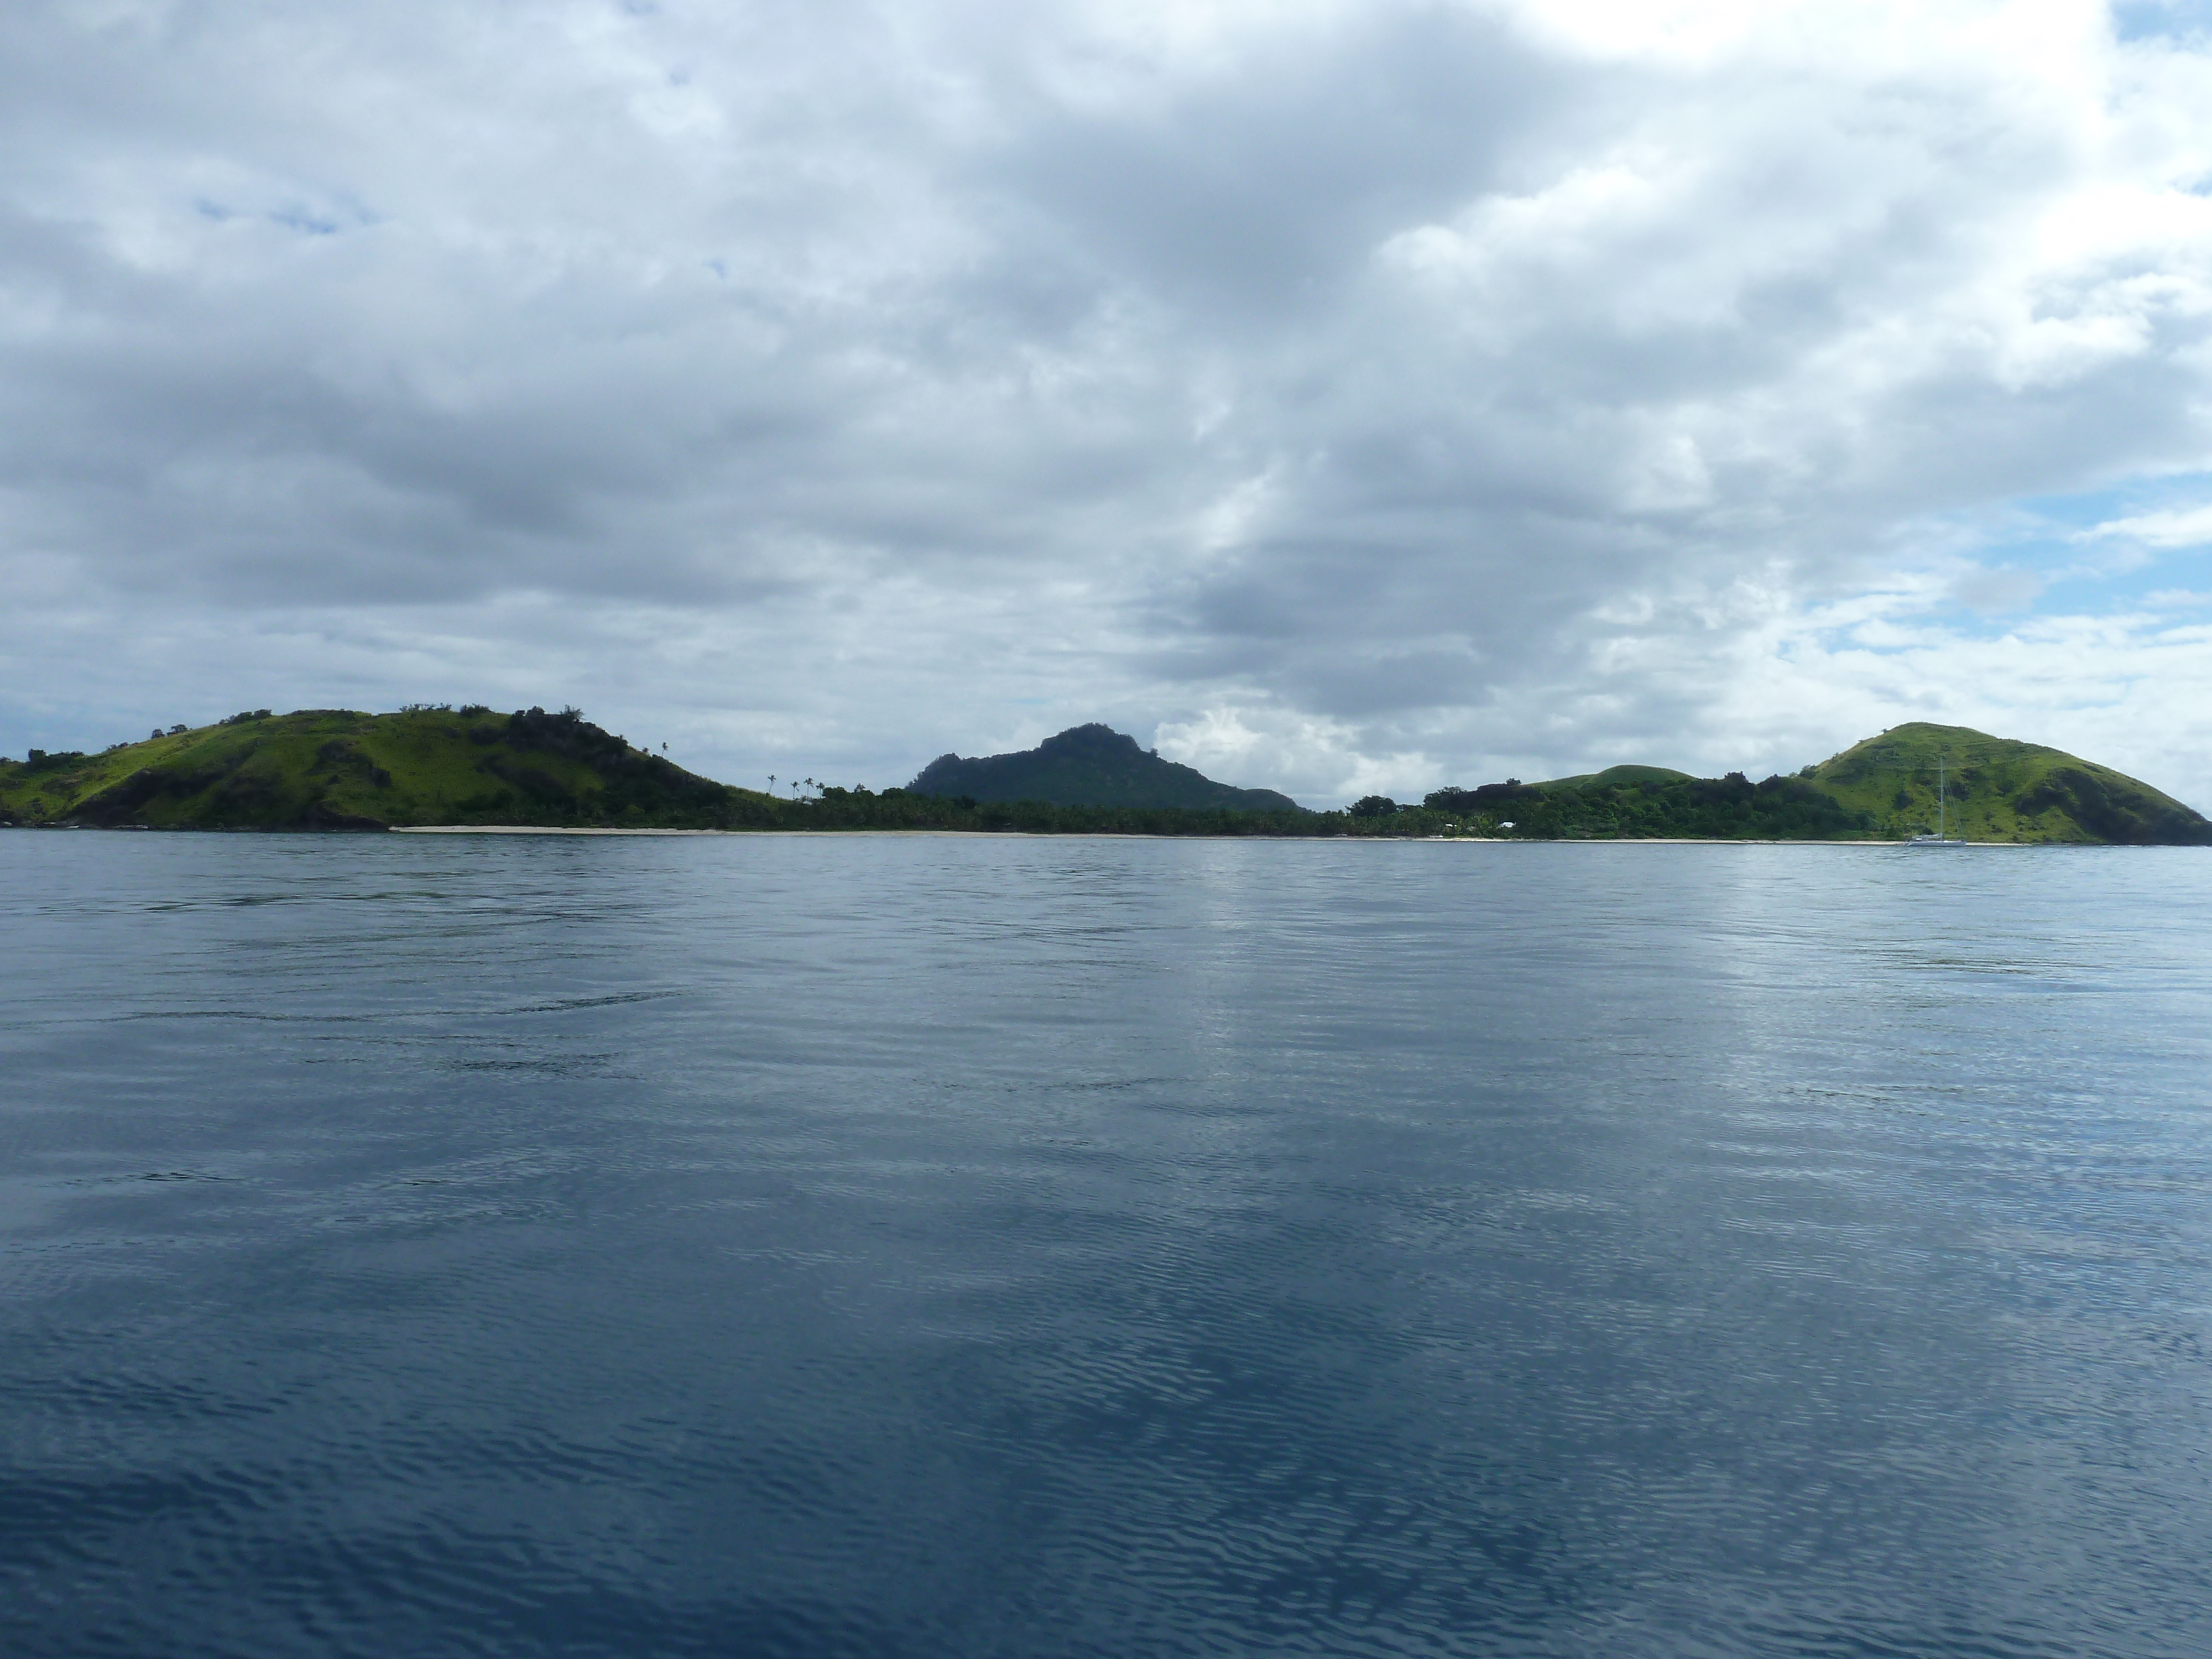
4;1;2212;805
973;8;1562;322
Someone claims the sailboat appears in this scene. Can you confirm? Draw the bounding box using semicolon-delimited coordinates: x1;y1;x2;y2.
1905;753;1965;846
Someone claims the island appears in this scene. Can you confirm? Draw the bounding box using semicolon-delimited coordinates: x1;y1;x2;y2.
1;709;2205;844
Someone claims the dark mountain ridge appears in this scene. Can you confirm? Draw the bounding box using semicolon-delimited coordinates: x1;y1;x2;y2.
907;724;1302;812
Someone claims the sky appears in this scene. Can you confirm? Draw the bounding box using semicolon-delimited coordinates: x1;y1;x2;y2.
4;0;2212;808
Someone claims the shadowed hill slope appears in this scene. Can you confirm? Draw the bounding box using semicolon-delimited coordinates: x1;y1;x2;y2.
908;724;1302;811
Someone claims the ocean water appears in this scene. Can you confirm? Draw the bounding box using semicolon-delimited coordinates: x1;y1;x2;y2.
3;831;2210;1658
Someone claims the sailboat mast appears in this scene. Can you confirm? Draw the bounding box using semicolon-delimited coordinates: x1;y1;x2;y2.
1937;754;1946;841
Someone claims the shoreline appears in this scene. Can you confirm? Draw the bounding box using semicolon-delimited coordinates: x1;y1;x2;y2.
0;823;2080;845
387;826;2046;845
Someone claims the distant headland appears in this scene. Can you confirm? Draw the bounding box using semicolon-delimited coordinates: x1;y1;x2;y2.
1;708;2205;844
910;724;1301;812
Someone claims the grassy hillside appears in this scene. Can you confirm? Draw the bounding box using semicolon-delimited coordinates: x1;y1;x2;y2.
0;706;760;831
909;723;1302;811
1408;722;2209;843
1806;722;2209;844
1533;764;1695;792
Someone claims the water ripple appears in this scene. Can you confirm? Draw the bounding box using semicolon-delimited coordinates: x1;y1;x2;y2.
3;836;2210;1656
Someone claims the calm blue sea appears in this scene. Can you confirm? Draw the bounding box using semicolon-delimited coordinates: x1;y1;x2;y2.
3;832;2211;1658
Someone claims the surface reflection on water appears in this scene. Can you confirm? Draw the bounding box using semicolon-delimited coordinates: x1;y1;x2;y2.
3;834;2210;1657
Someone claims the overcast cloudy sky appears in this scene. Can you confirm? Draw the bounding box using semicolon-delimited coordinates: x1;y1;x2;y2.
6;0;2212;806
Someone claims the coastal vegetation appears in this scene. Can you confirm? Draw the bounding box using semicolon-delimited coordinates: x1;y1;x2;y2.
2;712;2205;844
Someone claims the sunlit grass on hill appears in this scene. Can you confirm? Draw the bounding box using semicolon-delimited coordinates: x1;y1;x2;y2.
1806;722;2208;845
0;706;759;832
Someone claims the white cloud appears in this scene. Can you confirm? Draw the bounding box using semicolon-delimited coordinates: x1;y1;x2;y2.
3;0;2212;810
2084;502;2212;547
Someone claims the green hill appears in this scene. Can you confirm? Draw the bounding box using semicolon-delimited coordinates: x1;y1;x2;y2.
1415;722;2209;843
0;706;758;831
1804;722;2209;844
908;724;1302;811
1533;764;1695;792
